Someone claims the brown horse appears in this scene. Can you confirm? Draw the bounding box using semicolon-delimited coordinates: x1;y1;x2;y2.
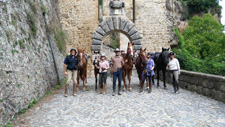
122;43;135;91
77;49;87;91
135;48;149;89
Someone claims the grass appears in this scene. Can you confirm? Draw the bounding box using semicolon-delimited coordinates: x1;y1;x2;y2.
27;13;37;36
12;18;16;26
41;5;48;15
11;50;18;55
6;32;11;39
17;84;21;88
27;75;30;78
4;122;12;127
18;109;27;115
13;41;18;48
20;27;26;34
0;99;5;102
19;39;25;49
28;102;34;109
56;85;60;89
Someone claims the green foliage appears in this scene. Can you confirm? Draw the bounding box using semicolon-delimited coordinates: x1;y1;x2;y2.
29;1;37;14
99;0;103;6
110;32;120;49
28;102;34;109
18;109;27;115
179;0;222;16
0;99;5;102
33;98;38;104
17;84;21;88
27;13;37;36
19;39;25;49
11;50;18;55
6;32;11;40
56;85;60;89
182;14;225;60
12;18;16;26
41;5;48;15
54;29;66;53
4;122;12;127
173;14;225;76
20;27;26;34
13;41;18;48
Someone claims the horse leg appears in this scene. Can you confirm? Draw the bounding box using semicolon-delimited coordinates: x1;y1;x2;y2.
128;70;132;91
122;70;126;91
163;70;167;90
157;70;160;88
77;71;79;91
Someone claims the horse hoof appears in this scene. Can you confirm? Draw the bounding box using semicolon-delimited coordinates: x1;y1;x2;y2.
164;87;168;90
129;88;132;91
147;87;149;90
76;88;79;92
123;88;126;91
83;88;86;91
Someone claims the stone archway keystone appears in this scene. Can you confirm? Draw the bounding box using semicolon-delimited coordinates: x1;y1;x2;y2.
92;17;142;51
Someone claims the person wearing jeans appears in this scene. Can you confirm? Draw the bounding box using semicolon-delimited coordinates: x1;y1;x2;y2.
64;48;78;97
140;52;155;93
168;52;180;93
111;48;124;96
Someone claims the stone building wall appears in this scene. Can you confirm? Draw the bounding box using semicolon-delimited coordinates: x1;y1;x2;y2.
0;0;65;125
58;0;99;76
59;0;184;77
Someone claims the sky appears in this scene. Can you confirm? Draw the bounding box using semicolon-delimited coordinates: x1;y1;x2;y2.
219;0;225;25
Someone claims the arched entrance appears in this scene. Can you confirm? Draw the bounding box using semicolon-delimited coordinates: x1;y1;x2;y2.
91;17;142;51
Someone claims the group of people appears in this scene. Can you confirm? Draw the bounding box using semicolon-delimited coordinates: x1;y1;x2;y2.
63;47;180;97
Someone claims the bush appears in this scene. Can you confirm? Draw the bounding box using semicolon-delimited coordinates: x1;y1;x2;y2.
172;14;225;76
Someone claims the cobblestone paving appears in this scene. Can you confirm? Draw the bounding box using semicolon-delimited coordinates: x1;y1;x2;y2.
25;77;225;127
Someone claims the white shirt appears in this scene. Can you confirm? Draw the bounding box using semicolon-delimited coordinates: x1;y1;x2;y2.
168;58;180;74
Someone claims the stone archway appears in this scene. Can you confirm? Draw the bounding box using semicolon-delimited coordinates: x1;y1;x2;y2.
91;17;142;51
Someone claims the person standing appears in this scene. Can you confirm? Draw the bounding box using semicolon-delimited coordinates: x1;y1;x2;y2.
97;54;109;95
168;52;180;93
111;48;124;96
121;50;126;58
140;52;155;93
64;48;79;97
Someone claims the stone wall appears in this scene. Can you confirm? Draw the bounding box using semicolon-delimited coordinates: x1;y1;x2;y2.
159;70;225;103
0;0;65;125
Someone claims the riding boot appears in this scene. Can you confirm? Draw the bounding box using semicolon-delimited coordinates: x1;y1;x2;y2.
98;84;102;94
103;84;107;95
139;82;144;93
64;84;69;97
176;81;179;93
73;83;76;96
173;81;177;93
118;86;122;95
148;83;152;93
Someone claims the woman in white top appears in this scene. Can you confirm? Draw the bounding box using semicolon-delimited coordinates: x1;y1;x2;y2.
97;53;109;95
168;52;180;93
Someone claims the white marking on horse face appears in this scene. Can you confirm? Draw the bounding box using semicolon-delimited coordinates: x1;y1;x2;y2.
130;46;133;56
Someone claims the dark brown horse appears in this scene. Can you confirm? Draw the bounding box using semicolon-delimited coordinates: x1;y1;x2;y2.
77;49;87;91
122;43;135;91
153;48;170;89
93;56;100;90
135;48;149;89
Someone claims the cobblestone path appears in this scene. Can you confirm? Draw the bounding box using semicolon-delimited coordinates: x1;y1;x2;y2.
16;77;225;127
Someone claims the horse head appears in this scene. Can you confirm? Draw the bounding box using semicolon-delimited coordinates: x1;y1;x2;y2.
161;47;170;65
126;42;135;58
139;48;147;62
77;49;85;67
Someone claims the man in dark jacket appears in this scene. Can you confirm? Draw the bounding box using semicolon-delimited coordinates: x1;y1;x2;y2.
64;48;78;97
